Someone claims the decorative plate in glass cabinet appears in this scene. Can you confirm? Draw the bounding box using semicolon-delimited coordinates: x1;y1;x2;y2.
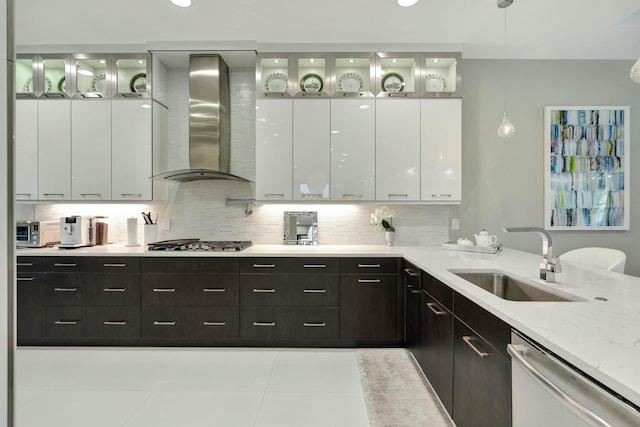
421;52;461;97
331;53;375;97
258;55;291;97
375;53;420;97
295;54;329;97
115;55;149;97
42;55;69;98
73;55;109;98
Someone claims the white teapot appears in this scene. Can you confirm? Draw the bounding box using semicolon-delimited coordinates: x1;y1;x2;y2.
474;229;498;247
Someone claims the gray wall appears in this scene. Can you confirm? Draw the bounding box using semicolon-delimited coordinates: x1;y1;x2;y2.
458;59;640;275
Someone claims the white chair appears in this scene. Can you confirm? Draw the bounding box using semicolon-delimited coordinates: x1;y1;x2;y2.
559;247;626;273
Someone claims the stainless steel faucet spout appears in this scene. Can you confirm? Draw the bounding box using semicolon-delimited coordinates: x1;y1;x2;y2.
503;227;560;282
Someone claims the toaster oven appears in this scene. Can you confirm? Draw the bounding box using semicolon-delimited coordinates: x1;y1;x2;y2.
16;220;60;248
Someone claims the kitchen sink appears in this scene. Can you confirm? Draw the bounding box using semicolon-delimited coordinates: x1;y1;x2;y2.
449;270;579;302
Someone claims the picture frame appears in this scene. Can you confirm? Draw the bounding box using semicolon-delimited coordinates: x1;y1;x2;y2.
544;106;630;230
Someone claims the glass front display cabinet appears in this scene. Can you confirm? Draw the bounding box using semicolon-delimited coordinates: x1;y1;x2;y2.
257;54;292;97
331;52;375;97
294;53;330;97
421;52;461;98
375;52;420;97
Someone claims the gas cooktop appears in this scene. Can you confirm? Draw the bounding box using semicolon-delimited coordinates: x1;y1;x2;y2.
147;239;252;252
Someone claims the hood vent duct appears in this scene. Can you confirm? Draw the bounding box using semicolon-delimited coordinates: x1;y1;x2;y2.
153;54;250;182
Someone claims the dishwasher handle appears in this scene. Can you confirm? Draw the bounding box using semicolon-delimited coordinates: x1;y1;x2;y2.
507;343;612;427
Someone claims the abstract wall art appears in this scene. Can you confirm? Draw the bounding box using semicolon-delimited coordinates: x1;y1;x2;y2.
544;106;630;230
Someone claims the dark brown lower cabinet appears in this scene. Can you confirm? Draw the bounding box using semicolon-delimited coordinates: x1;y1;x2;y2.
240;307;339;341
453;318;511;427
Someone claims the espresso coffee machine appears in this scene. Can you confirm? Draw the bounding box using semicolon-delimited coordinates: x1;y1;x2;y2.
59;216;94;248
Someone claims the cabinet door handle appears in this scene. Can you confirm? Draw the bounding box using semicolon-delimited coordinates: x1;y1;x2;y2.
303;289;327;293
54;263;77;267
203;321;227;326
120;193;142;198
403;268;419;277
103;263;127;268
431;194;453;198
17;262;34;267
17;277;35;281
42;193;65;197
253;322;276;327
153;321;177;326
358;264;381;268
54;320;79;325
16;193;32;197
104;321;127;326
342;193;363;199
203;288;226;293
388;193;408;198
54;287;78;292
80;193;102;197
303;322;326;327
358;279;381;283
264;193;285;198
253;288;276;293
462;336;491;358
252;264;276;268
426;302;447;316
153;288;176;292
303;264;326;268
302;193;323;198
104;288;127;292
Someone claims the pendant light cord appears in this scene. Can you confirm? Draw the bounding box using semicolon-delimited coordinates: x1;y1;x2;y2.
503;6;507;112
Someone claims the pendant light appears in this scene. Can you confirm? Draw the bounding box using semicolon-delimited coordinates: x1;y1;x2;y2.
497;0;515;139
630;58;640;83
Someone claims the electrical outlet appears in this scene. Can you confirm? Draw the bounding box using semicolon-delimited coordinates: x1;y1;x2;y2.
161;219;171;231
451;218;460;230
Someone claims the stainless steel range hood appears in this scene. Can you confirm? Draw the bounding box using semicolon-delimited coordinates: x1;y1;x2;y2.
153;54;250;182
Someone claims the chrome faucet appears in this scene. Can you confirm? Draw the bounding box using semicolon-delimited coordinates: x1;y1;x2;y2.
503;227;561;282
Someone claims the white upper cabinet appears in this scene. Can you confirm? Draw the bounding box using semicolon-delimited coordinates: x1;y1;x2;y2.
38;100;71;200
375;99;421;201
293;99;330;201
15;100;39;200
256;99;293;200
421;98;462;202
330;99;376;201
112;99;152;200
71;100;112;200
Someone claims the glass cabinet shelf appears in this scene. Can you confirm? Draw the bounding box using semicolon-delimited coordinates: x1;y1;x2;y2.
15;57;36;97
331;53;375;97
73;55;109;97
421;52;461;97
376;52;420;97
115;55;149;97
258;54;291;97
42;56;68;98
294;54;330;97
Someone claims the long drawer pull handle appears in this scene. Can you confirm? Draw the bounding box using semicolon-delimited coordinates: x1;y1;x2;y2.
153;321;177;326
54;287;78;292
42;193;65;197
18;277;35;281
342;194;362;198
54;263;77;267
80;193;102;197
54;320;78;325
120;193;142;197
358;264;381;268
103;263;127;267
303;264;326;268
264;193;285;198
388;193;409;198
462;336;491;358
431;194;453;198
426;302;447;316
16;193;32;197
203;288;226;293
253;322;276;327
303;322;326;327
252;264;276;268
253;288;276;293
358;279;381;283
153;288;176;292
303;289;327;293
403;268;419;277
17;263;34;267
104;321;127;326
203;321;227;326
104;288;127;292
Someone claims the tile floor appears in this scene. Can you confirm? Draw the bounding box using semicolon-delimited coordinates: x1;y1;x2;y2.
14;347;370;427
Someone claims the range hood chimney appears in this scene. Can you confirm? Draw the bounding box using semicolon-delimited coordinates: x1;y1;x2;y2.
153;54;250;182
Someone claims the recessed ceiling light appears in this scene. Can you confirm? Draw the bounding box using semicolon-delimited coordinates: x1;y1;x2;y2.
171;0;192;7
273;59;280;64
348;59;355;63
432;58;439;63
309;59;315;63
77;69;94;76
391;59;398;63
397;0;418;7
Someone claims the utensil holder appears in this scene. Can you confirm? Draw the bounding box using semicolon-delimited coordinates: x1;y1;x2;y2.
144;224;158;246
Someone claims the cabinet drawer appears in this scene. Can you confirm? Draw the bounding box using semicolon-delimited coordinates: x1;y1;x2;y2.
141;306;239;340
44;273;84;305
240;275;339;307
141;257;238;274
422;272;453;311
17;272;43;338
17;256;42;272
44;306;84;338
42;257;89;271
239;257;339;274
84;274;140;306
339;257;399;274
239;307;339;341
141;274;239;306
403;260;421;290
85;257;140;273
85;306;140;338
454;292;511;359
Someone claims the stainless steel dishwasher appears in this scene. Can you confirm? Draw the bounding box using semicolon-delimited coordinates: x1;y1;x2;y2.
508;330;640;427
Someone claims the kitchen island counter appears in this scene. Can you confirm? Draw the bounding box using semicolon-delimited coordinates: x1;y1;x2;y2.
16;243;640;408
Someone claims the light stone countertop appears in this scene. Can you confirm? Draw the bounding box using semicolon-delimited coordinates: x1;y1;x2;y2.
16;243;640;407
